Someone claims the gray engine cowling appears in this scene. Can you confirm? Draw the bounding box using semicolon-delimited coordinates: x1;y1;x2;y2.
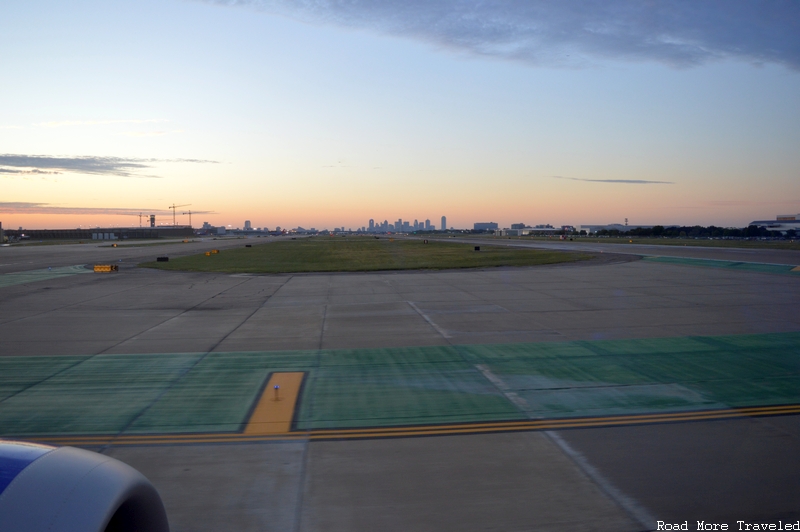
0;440;169;532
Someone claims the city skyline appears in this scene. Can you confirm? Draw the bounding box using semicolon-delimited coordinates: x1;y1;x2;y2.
1;1;798;230
3;208;798;233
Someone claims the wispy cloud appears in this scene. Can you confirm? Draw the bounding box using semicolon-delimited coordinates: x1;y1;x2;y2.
0;168;61;175
0;202;215;216
211;1;800;70
0;154;218;178
553;175;674;184
35;119;167;128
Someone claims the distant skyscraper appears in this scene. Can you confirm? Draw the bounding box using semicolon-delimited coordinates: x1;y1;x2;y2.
369;219;375;232
244;220;252;230
441;216;446;231
425;219;431;230
396;219;403;232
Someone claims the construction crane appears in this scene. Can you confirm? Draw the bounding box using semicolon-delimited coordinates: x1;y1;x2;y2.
182;210;194;228
168;204;191;226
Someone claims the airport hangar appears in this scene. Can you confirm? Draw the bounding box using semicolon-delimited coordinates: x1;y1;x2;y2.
0;237;798;531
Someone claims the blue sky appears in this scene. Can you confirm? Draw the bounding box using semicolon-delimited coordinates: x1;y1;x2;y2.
1;0;798;229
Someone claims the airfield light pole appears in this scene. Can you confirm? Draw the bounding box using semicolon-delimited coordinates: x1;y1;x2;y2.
168;204;190;226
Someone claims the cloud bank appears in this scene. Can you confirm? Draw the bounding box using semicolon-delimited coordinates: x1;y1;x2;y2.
0;155;218;178
0;202;214;216
553;176;674;184
212;0;800;69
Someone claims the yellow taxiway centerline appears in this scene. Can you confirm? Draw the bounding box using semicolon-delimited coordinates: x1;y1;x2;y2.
24;403;800;447
243;372;305;435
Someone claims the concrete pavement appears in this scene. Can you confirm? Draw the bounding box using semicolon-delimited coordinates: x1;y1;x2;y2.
1;242;798;531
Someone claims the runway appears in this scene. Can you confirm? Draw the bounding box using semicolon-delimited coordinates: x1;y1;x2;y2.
441;235;800;265
0;240;798;531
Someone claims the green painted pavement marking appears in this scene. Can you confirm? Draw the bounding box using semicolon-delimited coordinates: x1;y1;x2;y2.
0;356;89;402
643;256;800;275
0;265;93;288
0;332;798;436
128;351;319;434
133;347;520;432
462;333;800;418
0;353;202;436
296;346;522;430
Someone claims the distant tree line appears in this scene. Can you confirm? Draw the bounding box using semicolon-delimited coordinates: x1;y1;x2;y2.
590;225;796;238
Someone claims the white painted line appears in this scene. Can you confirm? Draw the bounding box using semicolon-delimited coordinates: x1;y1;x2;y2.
545;431;657;531
407;301;451;339
475;363;656;531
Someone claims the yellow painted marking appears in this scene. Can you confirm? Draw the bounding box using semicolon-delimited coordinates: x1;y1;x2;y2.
243;372;305;435
25;403;800;447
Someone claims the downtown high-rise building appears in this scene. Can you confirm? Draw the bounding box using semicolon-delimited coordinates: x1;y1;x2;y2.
364;216;444;232
441;216;446;231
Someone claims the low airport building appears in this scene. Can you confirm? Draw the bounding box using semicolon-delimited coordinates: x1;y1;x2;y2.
749;214;800;234
3;226;194;240
579;223;670;234
496;224;560;236
473;222;499;231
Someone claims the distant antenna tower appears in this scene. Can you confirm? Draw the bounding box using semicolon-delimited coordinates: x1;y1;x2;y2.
625;218;628;226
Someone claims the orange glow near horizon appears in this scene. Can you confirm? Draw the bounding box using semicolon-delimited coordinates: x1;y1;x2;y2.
1;188;785;232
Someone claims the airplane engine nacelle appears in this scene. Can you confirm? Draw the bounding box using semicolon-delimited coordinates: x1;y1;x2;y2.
0;440;169;532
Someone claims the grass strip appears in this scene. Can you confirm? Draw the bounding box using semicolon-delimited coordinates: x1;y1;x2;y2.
139;237;589;274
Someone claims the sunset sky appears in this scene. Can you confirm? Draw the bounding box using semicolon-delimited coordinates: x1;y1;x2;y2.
2;1;799;230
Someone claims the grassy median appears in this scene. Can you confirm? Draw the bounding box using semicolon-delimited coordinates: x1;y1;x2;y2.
139;237;590;273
